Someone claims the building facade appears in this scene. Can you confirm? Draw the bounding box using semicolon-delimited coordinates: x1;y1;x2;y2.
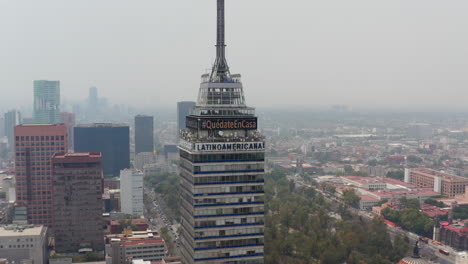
408;168;468;198
52;152;104;253
178;1;265;263
120;169;144;217
0;225;48;264
177;101;196;134
110;238;166;264
14;124;68;226
33;80;60;124
60;112;76;150
4;110;21;149
74;123;130;177
135;115;154;155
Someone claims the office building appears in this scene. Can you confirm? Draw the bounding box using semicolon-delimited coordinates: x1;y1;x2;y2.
177;101;196;133
120;169;144;217
178;1;265;263
74;123;130;177
406;168;468;198
60;112;76;150
4;110;21;149
0;224;48;264
135;115;154;154
110;237;166;264
52;152;104;253
14;124;68;226
33;80;60;124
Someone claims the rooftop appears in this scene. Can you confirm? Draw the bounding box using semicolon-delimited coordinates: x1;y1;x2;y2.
76;123;128;128
0;225;46;237
120;238;165;246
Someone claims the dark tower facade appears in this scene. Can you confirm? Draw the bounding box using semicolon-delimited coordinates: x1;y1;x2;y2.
74;123;130;177
52;152;104;253
134;115;154;154
179;1;265;263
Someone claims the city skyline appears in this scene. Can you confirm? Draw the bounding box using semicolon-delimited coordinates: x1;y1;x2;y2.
1;0;468;110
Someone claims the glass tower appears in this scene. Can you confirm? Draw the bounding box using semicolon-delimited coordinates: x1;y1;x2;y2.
33;80;60;124
179;1;265;263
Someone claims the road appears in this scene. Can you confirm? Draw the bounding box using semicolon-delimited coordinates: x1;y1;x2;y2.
144;186;181;256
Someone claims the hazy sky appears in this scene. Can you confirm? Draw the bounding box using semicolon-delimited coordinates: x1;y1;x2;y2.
1;0;468;110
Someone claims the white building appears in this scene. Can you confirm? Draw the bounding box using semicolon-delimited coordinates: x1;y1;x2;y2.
2;176;15;203
0;225;48;264
120;169;144;217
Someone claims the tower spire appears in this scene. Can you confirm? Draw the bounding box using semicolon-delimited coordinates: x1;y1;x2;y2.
210;0;230;82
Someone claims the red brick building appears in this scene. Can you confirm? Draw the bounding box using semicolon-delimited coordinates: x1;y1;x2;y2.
14;124;68;226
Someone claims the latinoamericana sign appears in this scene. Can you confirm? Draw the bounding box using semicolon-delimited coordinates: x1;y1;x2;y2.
179;140;265;153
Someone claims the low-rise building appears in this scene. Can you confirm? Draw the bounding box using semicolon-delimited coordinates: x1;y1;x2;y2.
109;238;166;264
438;221;468;251
0;224;48;264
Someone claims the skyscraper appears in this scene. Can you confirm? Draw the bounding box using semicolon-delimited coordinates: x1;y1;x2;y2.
4;110;21;149
74;123;130;177
33;80;60;124
14;124;68;226
134;115;154;154
52;152;104;253
177;101;196;133
178;1;265;263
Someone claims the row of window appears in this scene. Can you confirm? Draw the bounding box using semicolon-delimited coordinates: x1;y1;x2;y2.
192;185;263;195
194;248;263;260
195;217;264;228
194;206;264;218
193;196;263;205
16;141;65;147
196;238;263;250
15;149;64;156
16;135;65;141
195;227;263;239
181;152;264;162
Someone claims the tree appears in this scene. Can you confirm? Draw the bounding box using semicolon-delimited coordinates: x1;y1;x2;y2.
342;189;361;209
386;171;404;181
424;198;445;208
399;197;420;210
407;155;422;163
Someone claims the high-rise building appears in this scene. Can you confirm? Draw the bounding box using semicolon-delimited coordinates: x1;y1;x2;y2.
0;224;48;264
120;169;144;217
14;124;68;226
178;1;265;263
74;123;130;177
135;115;154;154
89;87;98;106
60;112;76;150
4;110;21;149
52;152;104;253
177;101;196;133
33;80;60;124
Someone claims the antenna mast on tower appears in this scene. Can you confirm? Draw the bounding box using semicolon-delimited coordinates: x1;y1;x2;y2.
210;0;230;82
